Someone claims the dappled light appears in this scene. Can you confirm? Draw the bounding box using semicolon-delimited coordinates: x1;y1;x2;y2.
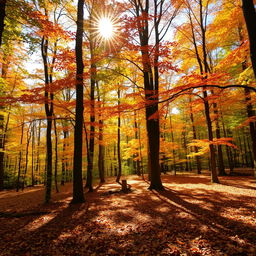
1;174;256;255
1;0;256;255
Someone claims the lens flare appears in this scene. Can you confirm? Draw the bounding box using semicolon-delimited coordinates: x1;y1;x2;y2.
98;17;114;39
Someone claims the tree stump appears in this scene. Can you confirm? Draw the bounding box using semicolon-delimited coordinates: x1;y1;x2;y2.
121;180;128;192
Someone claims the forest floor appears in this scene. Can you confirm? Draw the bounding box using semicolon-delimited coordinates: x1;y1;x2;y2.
0;173;256;256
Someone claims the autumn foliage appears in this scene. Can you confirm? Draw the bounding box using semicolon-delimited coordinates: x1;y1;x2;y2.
0;0;256;254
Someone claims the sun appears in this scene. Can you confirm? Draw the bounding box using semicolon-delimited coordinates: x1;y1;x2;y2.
98;17;114;39
93;13;121;50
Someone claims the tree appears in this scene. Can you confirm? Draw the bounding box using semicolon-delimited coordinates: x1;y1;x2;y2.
242;0;256;177
84;0;98;192
126;0;178;190
116;86;122;183
72;0;85;204
0;0;6;46
242;0;256;77
97;82;105;183
174;0;220;182
0;0;7;190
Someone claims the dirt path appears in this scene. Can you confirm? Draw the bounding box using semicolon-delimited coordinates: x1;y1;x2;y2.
0;174;255;255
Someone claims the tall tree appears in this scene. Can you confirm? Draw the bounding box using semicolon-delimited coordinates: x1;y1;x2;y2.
0;0;7;191
116;86;122;183
242;0;256;77
128;0;178;190
242;0;256;177
84;0;98;192
177;0;219;182
0;0;6;46
72;0;85;203
41;32;54;203
97;83;105;183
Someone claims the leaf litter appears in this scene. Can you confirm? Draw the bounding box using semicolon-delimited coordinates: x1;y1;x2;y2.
0;174;255;255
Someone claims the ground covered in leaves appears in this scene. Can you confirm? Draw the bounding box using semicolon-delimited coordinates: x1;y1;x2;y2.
0;173;256;256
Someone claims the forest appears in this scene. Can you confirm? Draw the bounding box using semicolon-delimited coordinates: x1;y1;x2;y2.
0;0;256;255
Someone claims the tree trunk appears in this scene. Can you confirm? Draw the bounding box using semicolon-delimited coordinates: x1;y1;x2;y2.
0;115;4;190
41;34;54;203
134;111;141;176
170;115;176;175
243;130;249;167
242;0;256;77
98;125;105;183
198;0;219;183
72;0;85;203
0;0;6;46
45;118;53;202
238;13;256;174
133;0;163;190
244;88;256;177
35;120;41;184
0;0;6;189
85;61;96;192
31;122;35;186
116;87;122;183
215;119;226;176
16;122;24;192
138;115;144;179
211;91;226;176
54;118;59;192
22;124;32;190
182;129;189;172
189;97;202;174
203;92;219;183
97;84;105;183
61;129;68;186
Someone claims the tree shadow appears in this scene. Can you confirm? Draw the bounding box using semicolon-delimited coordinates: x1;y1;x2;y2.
155;187;256;243
161;175;211;185
1;177;256;255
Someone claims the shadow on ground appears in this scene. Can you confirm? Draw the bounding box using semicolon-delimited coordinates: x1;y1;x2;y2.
0;174;255;255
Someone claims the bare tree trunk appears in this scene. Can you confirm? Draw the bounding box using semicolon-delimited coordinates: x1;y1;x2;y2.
242;130;249;167
189;96;202;174
242;0;256;77
211;93;226;176
247;133;254;168
182;128;189;172
85;61;96;192
97;83;105;183
0;0;7;188
61;129;67;186
16;122;24;192
72;0;85;203
238;16;256;175
35;120;41;184
31;122;35;186
0;0;6;46
54;118;59;192
41;34;54;203
169;115;176;175
138;114;144;179
134;111;141;176
0;115;4;190
203;92;219;183
85;5;98;191
244;88;256;177
116;87;122;183
22;123;32;190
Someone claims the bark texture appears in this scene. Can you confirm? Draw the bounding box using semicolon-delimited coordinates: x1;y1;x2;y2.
72;0;85;203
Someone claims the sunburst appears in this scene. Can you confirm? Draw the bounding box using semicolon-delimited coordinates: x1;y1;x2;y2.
98;17;114;39
92;12;121;51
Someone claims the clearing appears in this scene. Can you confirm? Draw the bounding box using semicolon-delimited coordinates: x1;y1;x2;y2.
0;174;256;256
